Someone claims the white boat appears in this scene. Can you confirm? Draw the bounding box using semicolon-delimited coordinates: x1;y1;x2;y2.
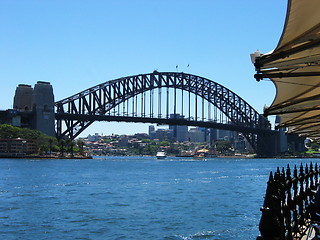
156;151;166;159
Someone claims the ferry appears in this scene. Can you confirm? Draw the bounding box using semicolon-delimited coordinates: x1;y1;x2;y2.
193;152;206;160
193;147;217;159
156;151;167;159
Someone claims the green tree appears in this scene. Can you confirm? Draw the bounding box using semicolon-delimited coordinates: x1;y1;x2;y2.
0;124;57;154
160;141;170;146
311;142;320;151
58;139;66;156
64;139;76;156
77;140;85;155
215;140;232;153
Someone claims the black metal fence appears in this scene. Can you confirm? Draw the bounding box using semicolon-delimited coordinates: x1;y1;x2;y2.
257;162;320;240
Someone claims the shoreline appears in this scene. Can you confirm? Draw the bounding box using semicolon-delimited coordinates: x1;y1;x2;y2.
0;154;92;159
1;154;319;160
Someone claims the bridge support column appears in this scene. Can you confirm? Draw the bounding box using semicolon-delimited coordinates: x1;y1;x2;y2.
13;81;55;137
257;132;279;157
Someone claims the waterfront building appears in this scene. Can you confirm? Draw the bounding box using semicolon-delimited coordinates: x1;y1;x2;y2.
0;138;37;156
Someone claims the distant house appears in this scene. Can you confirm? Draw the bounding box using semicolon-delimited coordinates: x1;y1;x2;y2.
88;133;101;142
0;138;38;157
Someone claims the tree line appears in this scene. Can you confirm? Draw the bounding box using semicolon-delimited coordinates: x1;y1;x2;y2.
0;124;84;156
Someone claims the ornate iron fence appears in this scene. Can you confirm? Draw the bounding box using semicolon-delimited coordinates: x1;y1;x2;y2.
257;162;320;240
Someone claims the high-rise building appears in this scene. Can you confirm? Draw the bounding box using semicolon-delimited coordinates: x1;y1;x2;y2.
149;125;155;136
169;114;188;142
275;116;288;153
150;128;174;141
188;127;206;142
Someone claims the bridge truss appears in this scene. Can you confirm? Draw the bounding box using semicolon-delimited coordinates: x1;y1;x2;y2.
55;72;271;152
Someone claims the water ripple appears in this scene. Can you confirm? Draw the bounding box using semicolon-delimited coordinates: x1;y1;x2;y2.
0;156;306;239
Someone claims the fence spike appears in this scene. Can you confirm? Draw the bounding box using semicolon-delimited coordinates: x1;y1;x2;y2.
286;164;291;178
294;165;298;176
258;162;319;239
300;163;304;176
268;171;274;182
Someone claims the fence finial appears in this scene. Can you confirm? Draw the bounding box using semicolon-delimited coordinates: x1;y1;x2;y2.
258;162;319;239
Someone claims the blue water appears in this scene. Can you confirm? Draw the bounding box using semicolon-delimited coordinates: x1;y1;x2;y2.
0;157;318;240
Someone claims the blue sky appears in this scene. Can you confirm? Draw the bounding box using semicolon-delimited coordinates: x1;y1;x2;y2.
0;0;288;136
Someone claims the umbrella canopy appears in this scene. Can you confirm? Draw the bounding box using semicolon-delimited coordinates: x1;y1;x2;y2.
253;0;320;140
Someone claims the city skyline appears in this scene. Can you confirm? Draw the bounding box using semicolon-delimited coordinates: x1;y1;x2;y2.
1;0;288;136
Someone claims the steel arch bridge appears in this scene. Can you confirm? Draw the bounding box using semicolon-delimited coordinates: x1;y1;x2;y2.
55;71;272;153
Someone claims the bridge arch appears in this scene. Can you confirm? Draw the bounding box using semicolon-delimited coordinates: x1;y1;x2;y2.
55;72;271;152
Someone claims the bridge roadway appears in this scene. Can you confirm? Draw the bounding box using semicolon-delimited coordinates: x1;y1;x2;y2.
55;113;273;135
54;71;276;156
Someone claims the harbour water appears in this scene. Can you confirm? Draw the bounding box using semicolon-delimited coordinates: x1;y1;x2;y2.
0;156;318;240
